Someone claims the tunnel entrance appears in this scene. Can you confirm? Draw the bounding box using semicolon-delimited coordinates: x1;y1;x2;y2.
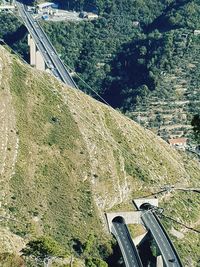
140;203;153;210
112;216;125;224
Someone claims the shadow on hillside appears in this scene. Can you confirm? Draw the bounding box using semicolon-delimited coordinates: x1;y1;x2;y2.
3;24;27;45
101;36;162;109
106;242;125;267
145;0;191;33
3;24;29;62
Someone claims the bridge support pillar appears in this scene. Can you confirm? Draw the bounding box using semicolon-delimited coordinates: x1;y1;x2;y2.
28;34;36;66
28;34;45;71
156;255;164;267
36;50;45;71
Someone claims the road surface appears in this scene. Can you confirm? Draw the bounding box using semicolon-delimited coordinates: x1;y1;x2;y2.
112;220;143;267
141;210;183;267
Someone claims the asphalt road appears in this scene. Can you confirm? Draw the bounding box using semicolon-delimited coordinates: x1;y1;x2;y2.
141;211;183;267
112;221;143;267
16;1;77;88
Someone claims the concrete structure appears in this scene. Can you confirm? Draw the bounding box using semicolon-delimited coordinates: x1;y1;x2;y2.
28;34;36;66
106;211;142;233
133;198;158;210
194;30;200;35
157;255;164;267
132;21;139;27
28;34;45;70
86;13;98;20
133;232;148;246
36;2;58;13
35;50;45;70
0;5;15;10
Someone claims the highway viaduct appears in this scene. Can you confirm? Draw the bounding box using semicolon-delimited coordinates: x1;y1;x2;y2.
16;1;78;88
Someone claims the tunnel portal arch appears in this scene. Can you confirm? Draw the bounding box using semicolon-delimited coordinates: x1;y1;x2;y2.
112;216;125;224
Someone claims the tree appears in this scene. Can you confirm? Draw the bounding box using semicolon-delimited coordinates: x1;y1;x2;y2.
85;257;108;267
83;234;96;257
150;239;160;257
139;46;147;56
191;114;200;143
21;236;66;267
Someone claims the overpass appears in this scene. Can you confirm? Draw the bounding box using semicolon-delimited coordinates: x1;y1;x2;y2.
141;210;183;267
111;216;143;267
16;1;77;88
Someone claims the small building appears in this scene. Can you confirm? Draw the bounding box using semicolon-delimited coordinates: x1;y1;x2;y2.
0;5;15;11
194;30;200;35
37;2;58;13
86;12;98;20
79;11;98;20
132;21;139;27
168;138;188;150
27;6;36;13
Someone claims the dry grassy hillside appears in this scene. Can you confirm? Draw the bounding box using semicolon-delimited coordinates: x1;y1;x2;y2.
0;45;199;266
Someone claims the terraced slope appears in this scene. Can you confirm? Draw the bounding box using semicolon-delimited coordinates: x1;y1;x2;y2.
0;45;199;266
130;31;200;140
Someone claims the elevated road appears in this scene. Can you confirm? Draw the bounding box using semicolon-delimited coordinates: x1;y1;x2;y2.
141;210;183;267
112;217;143;267
16;1;77;88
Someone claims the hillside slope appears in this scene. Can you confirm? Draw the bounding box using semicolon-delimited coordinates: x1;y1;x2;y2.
0;46;199;266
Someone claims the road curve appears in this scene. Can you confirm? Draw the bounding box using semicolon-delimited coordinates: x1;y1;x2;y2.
16;1;78;88
112;219;143;267
141;211;183;267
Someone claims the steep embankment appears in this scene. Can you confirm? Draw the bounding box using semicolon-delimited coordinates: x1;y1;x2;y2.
0;46;199;265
